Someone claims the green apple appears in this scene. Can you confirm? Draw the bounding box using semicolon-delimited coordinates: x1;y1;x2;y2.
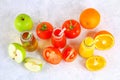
14;13;33;32
24;57;43;72
8;43;26;63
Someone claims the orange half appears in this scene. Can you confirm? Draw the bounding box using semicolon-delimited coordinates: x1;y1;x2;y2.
86;55;106;71
94;30;114;50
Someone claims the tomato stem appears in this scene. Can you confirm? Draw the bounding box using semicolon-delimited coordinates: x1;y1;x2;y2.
70;25;74;30
41;24;47;31
69;20;74;30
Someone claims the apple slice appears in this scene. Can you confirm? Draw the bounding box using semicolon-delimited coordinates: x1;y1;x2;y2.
8;43;26;63
24;57;43;72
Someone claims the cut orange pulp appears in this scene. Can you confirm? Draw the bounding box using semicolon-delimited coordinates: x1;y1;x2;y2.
94;30;114;50
86;55;106;71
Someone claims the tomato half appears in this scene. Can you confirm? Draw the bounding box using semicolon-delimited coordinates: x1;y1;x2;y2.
42;47;62;64
62;46;78;62
62;19;81;38
36;22;53;39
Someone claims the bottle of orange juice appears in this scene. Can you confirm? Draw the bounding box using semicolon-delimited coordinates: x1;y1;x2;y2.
79;37;95;58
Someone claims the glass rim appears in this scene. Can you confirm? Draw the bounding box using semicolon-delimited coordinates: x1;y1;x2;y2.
52;27;64;39
20;31;33;42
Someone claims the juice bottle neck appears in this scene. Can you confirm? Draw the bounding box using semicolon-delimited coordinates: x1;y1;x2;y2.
83;37;95;47
52;28;65;40
20;31;33;42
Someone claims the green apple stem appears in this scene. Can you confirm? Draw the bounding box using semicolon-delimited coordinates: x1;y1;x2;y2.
21;17;25;21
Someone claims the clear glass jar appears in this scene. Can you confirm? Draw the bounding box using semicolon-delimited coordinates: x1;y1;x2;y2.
20;31;38;52
51;28;66;48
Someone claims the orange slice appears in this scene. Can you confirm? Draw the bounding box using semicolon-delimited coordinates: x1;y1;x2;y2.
94;30;114;50
86;55;106;71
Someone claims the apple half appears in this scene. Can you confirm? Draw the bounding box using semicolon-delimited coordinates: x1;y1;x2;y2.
8;43;26;63
24;57;43;72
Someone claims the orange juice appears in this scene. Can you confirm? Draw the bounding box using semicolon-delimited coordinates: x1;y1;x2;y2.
79;37;95;58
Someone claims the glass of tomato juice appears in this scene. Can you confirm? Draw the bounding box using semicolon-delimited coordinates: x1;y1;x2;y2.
51;28;66;48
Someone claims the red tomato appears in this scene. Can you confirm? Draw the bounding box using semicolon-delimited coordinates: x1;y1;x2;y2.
36;22;53;39
62;46;78;62
42;47;62;64
62;19;81;38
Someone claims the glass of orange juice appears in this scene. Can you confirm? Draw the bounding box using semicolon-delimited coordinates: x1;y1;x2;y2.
79;37;95;58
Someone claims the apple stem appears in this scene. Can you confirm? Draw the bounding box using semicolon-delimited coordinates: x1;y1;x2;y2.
21;17;25;21
22;18;24;20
